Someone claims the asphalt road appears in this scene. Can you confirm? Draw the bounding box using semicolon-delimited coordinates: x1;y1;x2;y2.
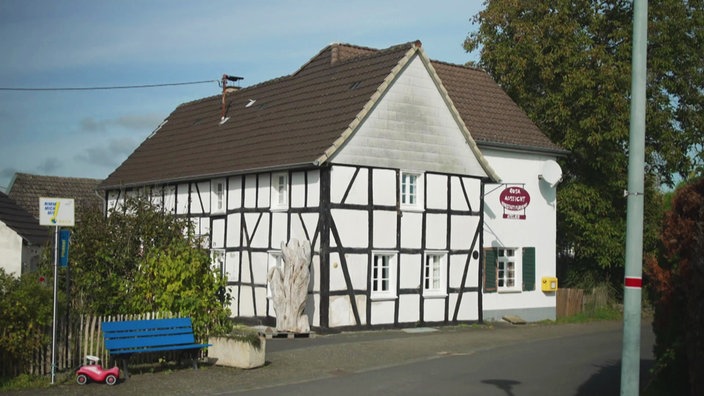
236;322;654;396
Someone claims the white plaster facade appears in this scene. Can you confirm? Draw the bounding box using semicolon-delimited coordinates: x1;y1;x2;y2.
0;220;43;276
0;220;23;275
481;148;560;321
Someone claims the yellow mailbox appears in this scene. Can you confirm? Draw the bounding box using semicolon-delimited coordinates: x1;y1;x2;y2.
541;276;558;292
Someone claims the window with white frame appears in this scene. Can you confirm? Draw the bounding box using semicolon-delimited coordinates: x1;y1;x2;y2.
267;251;284;298
211;179;225;214
497;248;521;292
271;172;288;210
400;171;423;210
423;252;447;296
371;252;397;299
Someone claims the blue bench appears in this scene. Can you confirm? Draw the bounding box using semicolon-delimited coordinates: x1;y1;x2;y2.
102;317;210;378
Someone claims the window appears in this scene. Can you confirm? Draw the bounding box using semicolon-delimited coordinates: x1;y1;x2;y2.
267;251;284;298
271;172;288;210
423;252;447;296
483;247;536;293
400;171;423;210
372;252;396;299
211;179;225;214
497;248;517;289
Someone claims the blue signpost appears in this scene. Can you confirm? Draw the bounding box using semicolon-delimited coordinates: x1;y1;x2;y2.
59;229;70;267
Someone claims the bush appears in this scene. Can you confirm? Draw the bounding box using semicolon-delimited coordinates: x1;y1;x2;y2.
67;197;232;340
0;269;54;377
645;177;704;395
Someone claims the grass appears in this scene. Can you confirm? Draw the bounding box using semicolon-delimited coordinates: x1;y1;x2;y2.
0;374;44;391
0;374;52;391
555;306;623;324
220;324;263;350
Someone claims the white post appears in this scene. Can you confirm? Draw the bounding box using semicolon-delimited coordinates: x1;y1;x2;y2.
39;197;74;385
620;0;648;394
51;226;58;384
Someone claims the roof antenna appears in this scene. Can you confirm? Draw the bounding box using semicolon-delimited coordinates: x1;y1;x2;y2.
220;74;243;121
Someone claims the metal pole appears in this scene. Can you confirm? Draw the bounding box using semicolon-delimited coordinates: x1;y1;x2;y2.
620;0;648;394
51;226;59;384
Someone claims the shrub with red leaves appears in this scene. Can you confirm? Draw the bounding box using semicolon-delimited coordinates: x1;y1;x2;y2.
645;178;704;395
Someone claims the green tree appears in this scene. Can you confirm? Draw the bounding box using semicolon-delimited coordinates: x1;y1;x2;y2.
67;197;231;338
465;1;703;285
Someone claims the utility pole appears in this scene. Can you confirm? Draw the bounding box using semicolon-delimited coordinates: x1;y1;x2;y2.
620;0;648;395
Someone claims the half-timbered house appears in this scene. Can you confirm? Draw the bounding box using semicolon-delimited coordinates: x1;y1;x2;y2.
100;41;566;329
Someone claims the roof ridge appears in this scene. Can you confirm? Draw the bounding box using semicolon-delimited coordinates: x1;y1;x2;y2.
176;42;422;110
330;41;421;65
13;172;102;182
430;58;485;72
291;41;420;77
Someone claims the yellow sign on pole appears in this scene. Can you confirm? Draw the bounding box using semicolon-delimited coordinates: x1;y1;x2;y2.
39;197;75;227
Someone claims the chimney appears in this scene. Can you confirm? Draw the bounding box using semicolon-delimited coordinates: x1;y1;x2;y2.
331;44;339;65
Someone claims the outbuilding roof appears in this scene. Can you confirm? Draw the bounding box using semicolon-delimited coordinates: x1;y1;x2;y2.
102;41;565;189
0;191;49;246
8;173;102;221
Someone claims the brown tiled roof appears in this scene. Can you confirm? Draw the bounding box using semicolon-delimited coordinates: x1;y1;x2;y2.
102;42;417;188
431;60;566;154
8;173;102;221
0;191;49;245
102;41;565;189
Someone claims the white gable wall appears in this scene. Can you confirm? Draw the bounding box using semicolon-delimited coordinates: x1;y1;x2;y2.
325;55;489;327
481;148;559;321
0;221;23;276
332;55;488;178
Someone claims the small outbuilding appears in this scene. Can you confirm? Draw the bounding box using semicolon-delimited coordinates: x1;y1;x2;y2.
0;191;48;275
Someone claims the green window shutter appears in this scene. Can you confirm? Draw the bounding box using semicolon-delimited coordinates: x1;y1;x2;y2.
522;247;536;291
484;248;498;293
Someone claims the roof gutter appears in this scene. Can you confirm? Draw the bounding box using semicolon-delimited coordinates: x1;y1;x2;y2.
477;141;570;157
99;161;318;191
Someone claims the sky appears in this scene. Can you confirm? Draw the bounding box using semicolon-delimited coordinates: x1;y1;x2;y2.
0;0;485;192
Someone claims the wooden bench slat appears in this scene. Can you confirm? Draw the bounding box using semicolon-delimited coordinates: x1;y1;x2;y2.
102;317;193;332
108;343;211;355
104;328;195;339
105;333;197;349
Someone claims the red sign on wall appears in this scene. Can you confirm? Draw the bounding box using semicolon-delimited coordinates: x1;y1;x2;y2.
499;186;530;219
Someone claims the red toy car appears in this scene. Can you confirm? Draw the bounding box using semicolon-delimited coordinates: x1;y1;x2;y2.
76;355;120;386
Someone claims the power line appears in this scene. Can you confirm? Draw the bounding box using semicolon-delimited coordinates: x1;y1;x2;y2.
0;79;219;91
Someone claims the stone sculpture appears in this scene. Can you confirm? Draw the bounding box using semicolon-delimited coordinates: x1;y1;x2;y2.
267;239;311;333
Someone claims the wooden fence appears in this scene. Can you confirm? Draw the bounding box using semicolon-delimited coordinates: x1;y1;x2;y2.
1;311;176;378
557;287;610;318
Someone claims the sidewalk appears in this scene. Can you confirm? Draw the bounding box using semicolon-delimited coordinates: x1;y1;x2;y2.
6;320;626;395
